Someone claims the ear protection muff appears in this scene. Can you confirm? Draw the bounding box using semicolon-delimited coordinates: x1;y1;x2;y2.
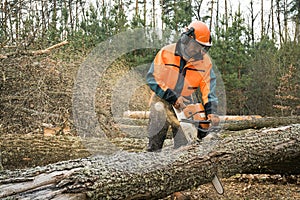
180;27;195;44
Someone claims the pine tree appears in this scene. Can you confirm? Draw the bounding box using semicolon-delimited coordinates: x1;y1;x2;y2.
274;64;300;115
161;0;192;33
210;8;251;114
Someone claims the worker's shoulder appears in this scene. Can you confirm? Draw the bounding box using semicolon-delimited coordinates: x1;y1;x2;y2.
190;54;212;69
161;43;176;52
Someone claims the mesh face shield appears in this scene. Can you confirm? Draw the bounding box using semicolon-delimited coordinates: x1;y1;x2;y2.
178;34;210;61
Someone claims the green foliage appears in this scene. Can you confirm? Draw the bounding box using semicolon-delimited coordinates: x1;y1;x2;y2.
109;2;129;34
0;28;4;43
210;10;251;114
125;48;158;66
79;4;103;47
162;0;193;32
289;0;300;20
245;38;279;115
273;42;300;115
1;0;299;116
131;14;145;28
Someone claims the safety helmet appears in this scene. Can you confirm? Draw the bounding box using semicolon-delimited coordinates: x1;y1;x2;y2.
188;21;212;46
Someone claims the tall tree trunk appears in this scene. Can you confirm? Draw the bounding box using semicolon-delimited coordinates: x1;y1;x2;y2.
224;0;228;31
271;0;275;40
283;0;288;42
143;0;146;26
276;0;283;44
193;0;204;21
250;0;255;45
15;2;20;42
0;124;299;199
216;0;219;37
51;0;57;39
296;0;300;43
261;0;264;39
75;0;79;32
295;21;299;43
161;0;164;30
68;0;73;31
41;0;47;40
135;0;139;16
152;0;156;28
173;0;178;33
209;0;214;30
8;1;13;43
2;0;8;44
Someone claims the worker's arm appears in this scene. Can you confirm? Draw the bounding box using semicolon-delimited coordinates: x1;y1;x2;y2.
146;49;179;105
199;64;218;114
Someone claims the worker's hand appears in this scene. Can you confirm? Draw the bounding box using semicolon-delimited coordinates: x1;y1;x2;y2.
174;96;190;110
207;114;220;126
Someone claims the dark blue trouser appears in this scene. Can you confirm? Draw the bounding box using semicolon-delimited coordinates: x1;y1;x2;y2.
147;97;188;152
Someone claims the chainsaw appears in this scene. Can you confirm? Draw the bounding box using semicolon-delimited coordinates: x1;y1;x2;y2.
173;103;224;195
173;103;221;143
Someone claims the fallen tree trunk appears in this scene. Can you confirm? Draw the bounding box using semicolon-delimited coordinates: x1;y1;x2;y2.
0;124;299;199
1;116;299;170
0;134;147;170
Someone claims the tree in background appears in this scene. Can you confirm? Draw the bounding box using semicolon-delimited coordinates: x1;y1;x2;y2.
274;64;300;115
289;0;300;43
210;7;251;114
0;0;299;116
161;0;193;33
245;38;279;116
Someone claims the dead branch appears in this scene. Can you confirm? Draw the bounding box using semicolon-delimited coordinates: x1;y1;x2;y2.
0;41;68;59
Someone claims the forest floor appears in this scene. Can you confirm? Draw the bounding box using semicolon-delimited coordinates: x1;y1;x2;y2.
166;174;300;200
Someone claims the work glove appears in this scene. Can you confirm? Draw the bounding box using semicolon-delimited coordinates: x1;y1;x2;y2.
207;114;220;126
173;96;190;110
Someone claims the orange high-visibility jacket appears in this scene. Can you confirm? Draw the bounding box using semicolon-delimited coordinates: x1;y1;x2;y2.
146;43;218;114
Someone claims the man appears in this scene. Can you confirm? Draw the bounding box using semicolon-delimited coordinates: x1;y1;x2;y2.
146;21;219;152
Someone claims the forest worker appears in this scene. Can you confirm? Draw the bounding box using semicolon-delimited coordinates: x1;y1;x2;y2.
146;21;219;152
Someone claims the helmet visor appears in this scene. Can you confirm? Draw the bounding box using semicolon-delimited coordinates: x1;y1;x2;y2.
181;37;210;61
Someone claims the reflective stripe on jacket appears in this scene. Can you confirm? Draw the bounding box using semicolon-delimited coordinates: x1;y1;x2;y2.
146;43;218;114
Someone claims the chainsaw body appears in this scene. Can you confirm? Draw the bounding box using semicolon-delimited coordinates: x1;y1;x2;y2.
173;103;212;142
183;103;209;128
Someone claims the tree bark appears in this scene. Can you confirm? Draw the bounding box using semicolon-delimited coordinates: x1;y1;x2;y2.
0;124;299;200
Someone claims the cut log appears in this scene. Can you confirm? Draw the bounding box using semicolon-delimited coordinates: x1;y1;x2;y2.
221;115;262;121
222;116;300;131
123;110;150;119
0;124;299;199
122;111;263;121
